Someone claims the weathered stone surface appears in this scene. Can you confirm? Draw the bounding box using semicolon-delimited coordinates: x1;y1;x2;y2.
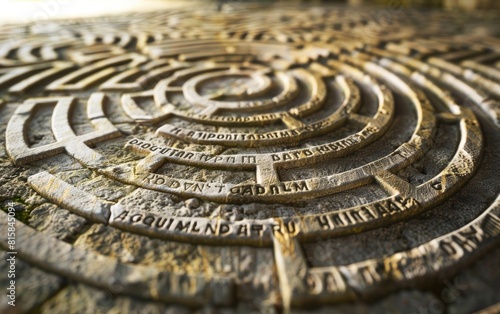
293;290;439;314
0;252;64;312
29;203;89;242
447;248;500;314
0;2;499;312
39;284;192;314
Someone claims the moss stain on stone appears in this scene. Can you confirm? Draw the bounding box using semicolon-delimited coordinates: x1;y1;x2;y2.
1;196;33;224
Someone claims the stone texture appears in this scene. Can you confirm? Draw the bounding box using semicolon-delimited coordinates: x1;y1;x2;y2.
39;284;192;314
29;203;89;242
0;2;498;312
0;252;64;312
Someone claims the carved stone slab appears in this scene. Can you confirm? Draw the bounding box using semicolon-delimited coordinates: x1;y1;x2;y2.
0;3;499;313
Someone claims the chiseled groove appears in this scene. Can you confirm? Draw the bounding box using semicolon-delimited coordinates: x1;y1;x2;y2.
343;51;484;214
121;90;161;124
111;67;398;203
0;210;234;307
124;64;393;170
273;196;500;306
6;98;67;165
0;64;50;89
182;69;291;114
366;47;500;126
144;40;292;60
28;171;111;224
8;62;76;95
344;54;437;145
0;7;498;312
154;74;353;148
6;95;121;167
25;57;482;245
100;67;144;91
371;55;484;207
428;57;500;98
153;70;324;127
461;60;500;82
46;53;148;91
27;167;415;247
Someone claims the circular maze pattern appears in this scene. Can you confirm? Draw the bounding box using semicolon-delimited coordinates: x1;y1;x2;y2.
0;3;499;312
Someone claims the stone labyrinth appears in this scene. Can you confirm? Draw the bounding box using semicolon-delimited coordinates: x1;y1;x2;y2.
0;3;499;313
